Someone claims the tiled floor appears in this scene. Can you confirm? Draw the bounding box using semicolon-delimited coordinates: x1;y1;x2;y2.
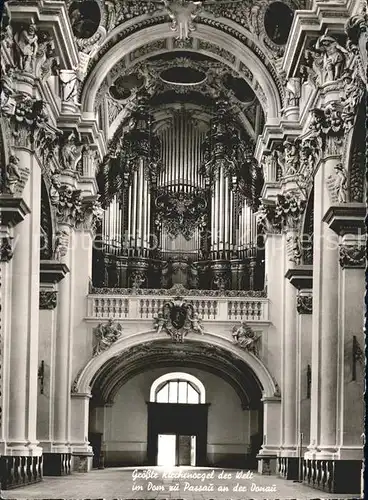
1;467;361;500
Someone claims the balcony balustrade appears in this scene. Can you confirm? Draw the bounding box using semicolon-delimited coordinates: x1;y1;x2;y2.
86;287;269;323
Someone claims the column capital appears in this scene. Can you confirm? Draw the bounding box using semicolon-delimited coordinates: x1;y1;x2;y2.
40;260;69;284
285;265;313;290
0;196;30;228
322;203;366;236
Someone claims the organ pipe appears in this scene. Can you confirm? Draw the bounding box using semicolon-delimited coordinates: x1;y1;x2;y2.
158;114;204;189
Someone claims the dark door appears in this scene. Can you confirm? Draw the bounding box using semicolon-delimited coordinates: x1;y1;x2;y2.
147;402;209;466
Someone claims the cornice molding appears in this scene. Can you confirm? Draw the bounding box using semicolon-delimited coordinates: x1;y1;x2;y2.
0;196;31;228
40;260;69;284
322;203;366;236
285;265;313;290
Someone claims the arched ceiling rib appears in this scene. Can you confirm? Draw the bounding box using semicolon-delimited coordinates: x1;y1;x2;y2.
90;340;264;410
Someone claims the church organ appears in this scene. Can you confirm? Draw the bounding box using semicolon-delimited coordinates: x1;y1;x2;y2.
94;101;264;291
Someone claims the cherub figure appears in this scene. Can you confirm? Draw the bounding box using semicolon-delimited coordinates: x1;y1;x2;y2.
14;22;38;73
190;312;204;334
153;312;166;334
162;0;203;41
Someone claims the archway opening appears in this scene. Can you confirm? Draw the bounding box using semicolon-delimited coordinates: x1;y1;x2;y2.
87;339;264;469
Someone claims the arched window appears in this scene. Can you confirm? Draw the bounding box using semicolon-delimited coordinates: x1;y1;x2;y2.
150;372;206;404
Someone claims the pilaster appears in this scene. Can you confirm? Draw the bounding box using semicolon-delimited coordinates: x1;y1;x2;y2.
286;266;313;480
323;204;365;461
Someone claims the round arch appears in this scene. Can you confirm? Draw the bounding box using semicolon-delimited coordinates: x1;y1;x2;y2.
81;23;282;118
73;330;280;399
149;371;206;403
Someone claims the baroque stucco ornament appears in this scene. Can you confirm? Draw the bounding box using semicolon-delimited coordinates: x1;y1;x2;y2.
0;237;14;262
232;321;261;356
93;319;123;356
326;163;348;204
339;245;365;269
162;0;203;41
39;290;58;309
297;294;312;314
153;300;204;342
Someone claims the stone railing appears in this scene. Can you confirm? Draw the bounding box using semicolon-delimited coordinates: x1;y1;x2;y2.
86;288;269;322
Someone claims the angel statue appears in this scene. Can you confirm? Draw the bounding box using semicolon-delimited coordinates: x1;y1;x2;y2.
153;312;166;334
93;319;123;357
232;321;260;356
162;0;203;41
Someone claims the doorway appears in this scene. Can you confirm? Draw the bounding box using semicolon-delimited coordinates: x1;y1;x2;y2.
147;403;208;465
157;434;196;466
